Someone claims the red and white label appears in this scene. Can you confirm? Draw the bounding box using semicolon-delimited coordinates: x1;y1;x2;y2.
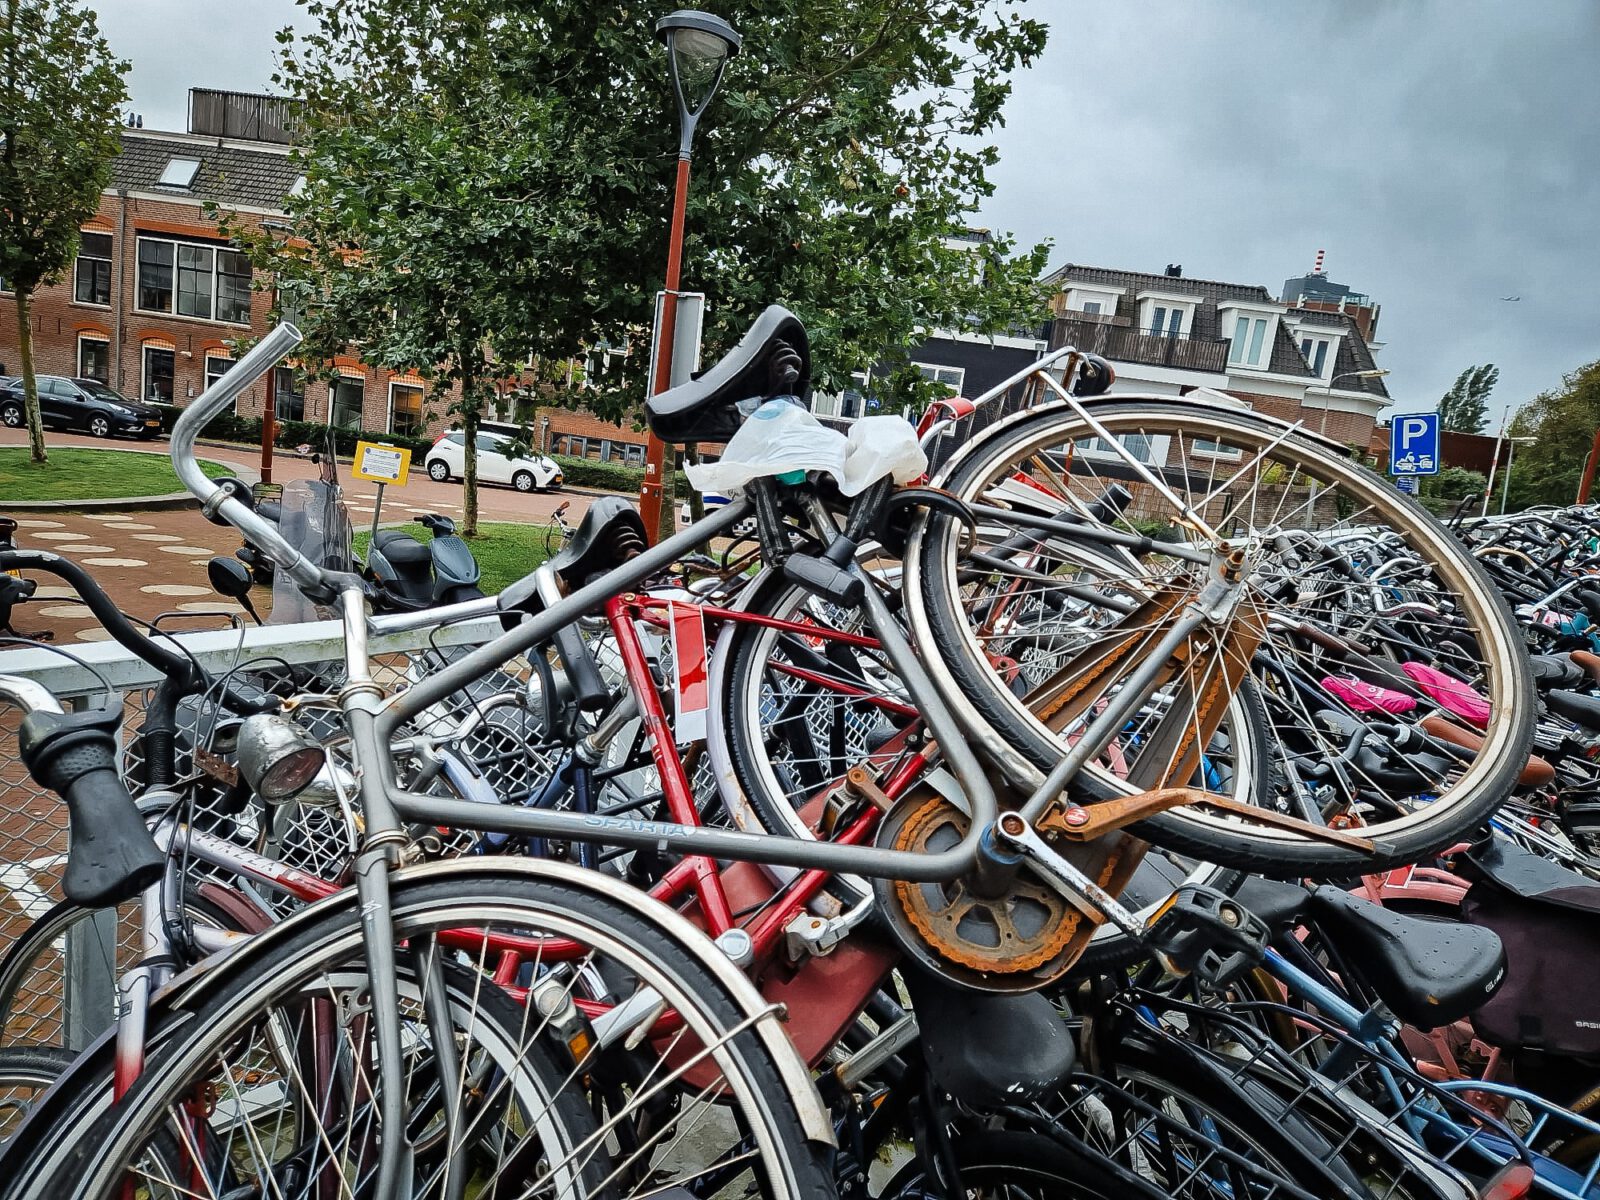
669;601;710;745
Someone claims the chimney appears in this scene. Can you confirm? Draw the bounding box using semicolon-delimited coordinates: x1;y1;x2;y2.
1165;263;1183;278
1312;249;1325;276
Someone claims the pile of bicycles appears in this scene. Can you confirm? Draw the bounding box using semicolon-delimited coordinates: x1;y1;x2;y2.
0;304;1595;1198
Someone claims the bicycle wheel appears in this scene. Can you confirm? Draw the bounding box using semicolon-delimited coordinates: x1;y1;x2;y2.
0;1046;74;1142
907;398;1535;874
879;1129;1120;1197
31;865;835;1200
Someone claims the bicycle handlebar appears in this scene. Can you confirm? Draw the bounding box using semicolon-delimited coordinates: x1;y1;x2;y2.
169;323;347;606
0;675;164;906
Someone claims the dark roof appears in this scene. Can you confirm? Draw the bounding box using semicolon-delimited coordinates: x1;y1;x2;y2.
110;131;299;211
1045;261;1389;398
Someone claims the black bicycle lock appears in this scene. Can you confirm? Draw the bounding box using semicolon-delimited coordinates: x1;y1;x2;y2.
19;702;164;906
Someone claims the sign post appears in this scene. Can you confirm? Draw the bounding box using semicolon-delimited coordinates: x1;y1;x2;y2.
1389;413;1440;492
352;440;413;543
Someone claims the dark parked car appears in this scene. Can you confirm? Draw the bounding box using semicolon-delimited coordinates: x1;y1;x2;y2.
0;376;163;440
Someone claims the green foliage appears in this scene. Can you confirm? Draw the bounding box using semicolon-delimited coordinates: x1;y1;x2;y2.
1503;360;1600;509
0;0;127;461
245;0;1052;487
1416;465;1487;518
1437;364;1498;434
549;453;688;495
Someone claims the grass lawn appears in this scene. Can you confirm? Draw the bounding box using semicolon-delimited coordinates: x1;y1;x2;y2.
353;520;558;595
0;448;228;502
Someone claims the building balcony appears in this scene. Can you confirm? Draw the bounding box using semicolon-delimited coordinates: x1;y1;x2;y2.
1049;316;1231;375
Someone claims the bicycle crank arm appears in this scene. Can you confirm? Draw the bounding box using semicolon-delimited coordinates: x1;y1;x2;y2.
991;812;1145;939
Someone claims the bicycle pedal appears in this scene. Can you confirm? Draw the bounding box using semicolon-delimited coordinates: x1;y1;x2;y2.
1145;884;1270;984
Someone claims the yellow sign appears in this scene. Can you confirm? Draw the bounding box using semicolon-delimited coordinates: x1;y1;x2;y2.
352;440;412;487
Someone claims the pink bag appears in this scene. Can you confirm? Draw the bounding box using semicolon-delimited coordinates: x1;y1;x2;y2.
1321;675;1418;715
1403;662;1492;728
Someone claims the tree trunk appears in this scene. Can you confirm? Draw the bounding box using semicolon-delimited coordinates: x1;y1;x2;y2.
461;367;480;538
684;442;709;553
14;290;45;464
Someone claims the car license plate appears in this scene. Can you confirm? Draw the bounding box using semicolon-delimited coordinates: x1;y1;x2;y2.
145;420;159;427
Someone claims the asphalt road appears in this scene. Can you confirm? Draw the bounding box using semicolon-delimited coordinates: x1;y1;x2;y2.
0;427;593;527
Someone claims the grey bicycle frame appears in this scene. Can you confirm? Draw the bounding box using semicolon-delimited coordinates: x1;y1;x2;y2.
173;324;1238;1194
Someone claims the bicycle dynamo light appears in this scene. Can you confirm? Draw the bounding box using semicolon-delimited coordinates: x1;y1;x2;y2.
235;712;328;803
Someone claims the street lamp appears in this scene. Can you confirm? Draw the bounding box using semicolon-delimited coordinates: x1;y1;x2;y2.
1313;368;1390;437
638;10;741;542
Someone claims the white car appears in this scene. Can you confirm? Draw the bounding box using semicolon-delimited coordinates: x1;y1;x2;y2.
424;430;563;493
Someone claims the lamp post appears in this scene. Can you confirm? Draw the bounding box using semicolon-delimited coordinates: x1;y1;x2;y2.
637;10;741;543
1314;368;1390;438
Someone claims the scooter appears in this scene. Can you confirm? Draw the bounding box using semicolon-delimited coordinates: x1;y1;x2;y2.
364;513;484;610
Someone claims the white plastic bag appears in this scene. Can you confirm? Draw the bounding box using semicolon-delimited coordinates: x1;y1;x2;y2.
685;400;926;497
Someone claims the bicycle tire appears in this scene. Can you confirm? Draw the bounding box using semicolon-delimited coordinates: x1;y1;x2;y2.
23;866;835;1200
0;1045;75;1142
907;398;1535;874
879;1129;1122;1197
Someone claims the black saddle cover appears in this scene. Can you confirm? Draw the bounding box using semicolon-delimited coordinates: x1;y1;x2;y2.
644;305;811;445
1309;886;1505;1030
1463;840;1600;1059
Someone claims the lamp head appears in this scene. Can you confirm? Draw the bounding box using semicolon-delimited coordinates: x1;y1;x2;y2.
235;712;326;803
654;10;741;154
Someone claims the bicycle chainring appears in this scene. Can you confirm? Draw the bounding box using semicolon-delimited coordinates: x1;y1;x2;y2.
874;792;1086;993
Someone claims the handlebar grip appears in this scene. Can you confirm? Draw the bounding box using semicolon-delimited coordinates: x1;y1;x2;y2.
552;622;611;713
18;704;164;906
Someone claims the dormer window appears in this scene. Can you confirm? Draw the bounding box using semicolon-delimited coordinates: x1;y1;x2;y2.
1136;292;1196;338
1226;313;1274;369
1299;335;1332;376
1064;285;1123;317
157;157;201;188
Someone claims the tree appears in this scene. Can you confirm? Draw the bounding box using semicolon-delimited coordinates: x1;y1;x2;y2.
1502;359;1600;509
0;0;125;463
252;0;1052;535
1437;363;1498;434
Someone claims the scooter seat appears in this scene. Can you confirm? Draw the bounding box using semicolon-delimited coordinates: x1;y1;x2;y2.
548;497;649;592
1308;886;1505;1029
373;528;432;568
644;305;811;445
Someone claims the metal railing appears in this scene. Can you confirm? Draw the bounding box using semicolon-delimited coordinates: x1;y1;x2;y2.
1050;316;1231;374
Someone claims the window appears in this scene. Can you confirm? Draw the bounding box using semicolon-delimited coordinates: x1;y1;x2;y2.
916;364;964;396
1189;435;1242;460
475;433;504;454
329;376;364;429
203;354;233;412
273;367;305;421
157;157;200;188
74;233;112;306
1228;315;1271;368
77;336;110;383
1299;336;1330;376
621;443;645;466
1149;305;1183;337
1080;434;1154;463
389;382;423;435
556;435;589;458
215;250;252;324
1080;300;1102;315
137;241;174;312
141;346;175;404
136;237;252;325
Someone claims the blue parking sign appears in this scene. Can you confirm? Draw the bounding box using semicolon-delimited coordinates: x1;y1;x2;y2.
1395;475;1419;495
1390;413;1440;476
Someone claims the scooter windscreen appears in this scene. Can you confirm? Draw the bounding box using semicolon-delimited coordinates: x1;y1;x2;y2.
270;471;354;624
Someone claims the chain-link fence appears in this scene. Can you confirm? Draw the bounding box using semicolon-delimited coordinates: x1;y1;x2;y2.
0;613;503;1048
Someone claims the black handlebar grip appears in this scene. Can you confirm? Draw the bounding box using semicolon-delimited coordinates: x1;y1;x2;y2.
18;704;164;907
552;623;611;713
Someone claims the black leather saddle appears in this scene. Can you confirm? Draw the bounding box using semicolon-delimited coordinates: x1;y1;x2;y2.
1308;886;1505;1029
903;967;1075;1107
644;305;810;445
1546;689;1600;732
1232;875;1312;933
1529;654;1586;690
548;496;649;592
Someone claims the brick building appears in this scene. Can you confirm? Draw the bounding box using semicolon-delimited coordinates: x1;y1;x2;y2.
0;94;462;439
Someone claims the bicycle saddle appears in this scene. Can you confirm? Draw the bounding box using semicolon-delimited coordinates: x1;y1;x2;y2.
1308;886;1505;1029
902;967;1075;1106
547;496;648;592
1528;654;1586;690
1545;689;1600;732
645;304;811;445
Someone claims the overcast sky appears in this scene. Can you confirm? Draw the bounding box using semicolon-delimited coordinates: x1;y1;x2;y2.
93;0;1597;425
